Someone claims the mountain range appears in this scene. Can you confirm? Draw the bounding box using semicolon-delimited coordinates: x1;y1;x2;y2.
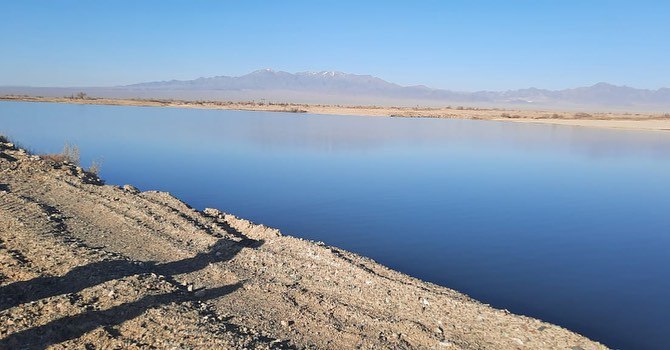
3;69;669;111
123;69;670;111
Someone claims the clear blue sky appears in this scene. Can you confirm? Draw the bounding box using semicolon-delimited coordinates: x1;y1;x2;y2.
1;0;668;90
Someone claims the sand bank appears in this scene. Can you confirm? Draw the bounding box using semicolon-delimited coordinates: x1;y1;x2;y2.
2;95;669;132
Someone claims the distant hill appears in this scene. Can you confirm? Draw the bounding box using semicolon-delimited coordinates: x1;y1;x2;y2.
123;69;670;111
124;68;468;100
2;69;669;112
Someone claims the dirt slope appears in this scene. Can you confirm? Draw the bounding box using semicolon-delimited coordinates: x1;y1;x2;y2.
0;140;607;349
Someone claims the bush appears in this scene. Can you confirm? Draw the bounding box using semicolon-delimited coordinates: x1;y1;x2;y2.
62;142;80;165
88;159;102;175
41;154;68;163
500;113;521;118
43;142;80;165
287;107;307;113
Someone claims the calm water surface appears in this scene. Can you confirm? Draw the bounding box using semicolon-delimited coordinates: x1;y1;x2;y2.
1;101;669;350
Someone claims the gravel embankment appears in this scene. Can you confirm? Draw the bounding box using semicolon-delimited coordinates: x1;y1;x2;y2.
0;140;608;349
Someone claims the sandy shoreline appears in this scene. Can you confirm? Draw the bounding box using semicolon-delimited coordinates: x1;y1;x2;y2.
2;95;669;132
0;139;608;349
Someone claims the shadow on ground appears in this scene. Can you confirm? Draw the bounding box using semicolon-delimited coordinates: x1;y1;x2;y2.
0;233;283;349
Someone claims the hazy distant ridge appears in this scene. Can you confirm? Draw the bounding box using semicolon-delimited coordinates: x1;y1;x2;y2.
125;69;670;110
2;69;668;111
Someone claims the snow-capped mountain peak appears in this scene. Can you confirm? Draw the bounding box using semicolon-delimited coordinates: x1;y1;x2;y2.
296;70;348;77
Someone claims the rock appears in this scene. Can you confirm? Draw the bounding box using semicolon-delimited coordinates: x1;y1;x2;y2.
122;184;140;194
203;208;222;217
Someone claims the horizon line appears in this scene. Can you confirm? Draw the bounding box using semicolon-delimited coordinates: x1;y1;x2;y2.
2;68;668;93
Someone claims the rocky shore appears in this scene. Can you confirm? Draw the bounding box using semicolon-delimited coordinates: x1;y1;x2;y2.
0;139;607;349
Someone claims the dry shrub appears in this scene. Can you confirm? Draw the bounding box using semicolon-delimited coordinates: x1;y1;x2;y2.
43;142;80;165
41;154;68;163
287;107;307;113
500;113;521;118
88;160;102;175
62;142;80;165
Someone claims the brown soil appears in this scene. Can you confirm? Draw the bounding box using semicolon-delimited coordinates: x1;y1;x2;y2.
0;140;607;349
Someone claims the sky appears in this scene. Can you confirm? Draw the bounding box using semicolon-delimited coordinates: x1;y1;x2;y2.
1;0;668;91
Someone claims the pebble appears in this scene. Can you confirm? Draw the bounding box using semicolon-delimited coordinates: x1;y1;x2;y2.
511;337;524;345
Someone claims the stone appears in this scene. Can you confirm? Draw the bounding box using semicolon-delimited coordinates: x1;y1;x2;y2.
123;184;140;194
